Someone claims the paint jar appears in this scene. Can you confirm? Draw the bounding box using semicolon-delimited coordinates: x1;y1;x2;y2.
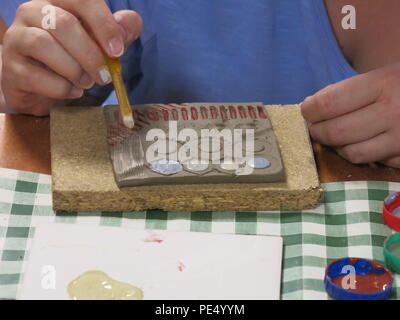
324;257;393;300
383;192;400;232
384;233;400;274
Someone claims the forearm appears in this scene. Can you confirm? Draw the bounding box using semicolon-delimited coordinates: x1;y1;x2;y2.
0;44;11;113
304;1;400;168
326;0;400;74
0;18;12;113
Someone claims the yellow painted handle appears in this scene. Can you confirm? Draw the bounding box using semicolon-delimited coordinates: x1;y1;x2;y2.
105;57;134;128
105;57;122;74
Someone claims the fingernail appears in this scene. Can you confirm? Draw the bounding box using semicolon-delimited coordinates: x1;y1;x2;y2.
79;73;95;89
69;87;84;99
114;13;123;23
108;37;124;57
99;66;112;85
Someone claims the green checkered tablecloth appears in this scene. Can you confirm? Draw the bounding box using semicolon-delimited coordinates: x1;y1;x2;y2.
0;167;399;300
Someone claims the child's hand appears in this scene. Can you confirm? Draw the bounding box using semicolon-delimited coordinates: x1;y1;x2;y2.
301;63;400;168
1;0;142;115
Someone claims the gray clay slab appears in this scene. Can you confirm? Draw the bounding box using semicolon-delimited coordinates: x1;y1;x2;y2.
104;103;286;187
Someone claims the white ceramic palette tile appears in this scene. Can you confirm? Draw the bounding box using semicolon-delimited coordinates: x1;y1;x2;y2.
19;223;283;300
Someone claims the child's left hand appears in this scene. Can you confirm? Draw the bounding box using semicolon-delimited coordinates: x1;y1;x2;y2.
301;62;400;168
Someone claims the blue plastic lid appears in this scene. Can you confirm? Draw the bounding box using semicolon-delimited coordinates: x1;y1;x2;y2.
324;257;393;300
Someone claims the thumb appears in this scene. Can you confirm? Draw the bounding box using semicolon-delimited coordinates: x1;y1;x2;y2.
383;156;400;168
113;10;143;49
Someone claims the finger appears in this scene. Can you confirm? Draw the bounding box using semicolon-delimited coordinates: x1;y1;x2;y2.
308;101;389;147
8;55;84;100
4;92;58;116
50;0;125;57
383;156;400;168
336;133;399;164
10;26;94;89
113;10;143;47
301;69;382;123
18;4;111;85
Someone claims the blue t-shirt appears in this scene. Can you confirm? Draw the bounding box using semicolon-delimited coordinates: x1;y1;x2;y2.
92;0;357;105
1;0;23;26
1;0;358;105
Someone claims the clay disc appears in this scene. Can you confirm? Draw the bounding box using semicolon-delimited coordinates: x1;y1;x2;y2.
150;159;183;176
248;157;271;169
185;160;210;172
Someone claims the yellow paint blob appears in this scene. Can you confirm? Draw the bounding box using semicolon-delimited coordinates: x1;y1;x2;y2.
67;270;144;300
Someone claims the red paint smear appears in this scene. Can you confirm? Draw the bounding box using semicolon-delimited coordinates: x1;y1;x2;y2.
143;230;164;243
200;106;208;120
177;261;186;272
332;274;391;294
143;237;163;243
106;121;141;146
191;107;199;120
181;108;189;120
210;106;218;119
219;105;228;120
156;104;171;112
257;105;268;119
145;108;160;121
106;104;265;146
247;105;257;119
229;105;237;119
238;106;247;119
171;109;179;120
161;108;170;121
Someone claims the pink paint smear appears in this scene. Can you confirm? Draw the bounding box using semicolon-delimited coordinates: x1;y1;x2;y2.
143;230;164;243
177;261;186;272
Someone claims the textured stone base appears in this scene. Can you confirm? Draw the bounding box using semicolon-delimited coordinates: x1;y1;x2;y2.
50;105;323;212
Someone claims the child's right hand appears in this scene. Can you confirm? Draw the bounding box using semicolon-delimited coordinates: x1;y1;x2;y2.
1;0;143;115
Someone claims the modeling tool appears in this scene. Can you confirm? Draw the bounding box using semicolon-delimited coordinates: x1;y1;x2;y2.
105;57;135;129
